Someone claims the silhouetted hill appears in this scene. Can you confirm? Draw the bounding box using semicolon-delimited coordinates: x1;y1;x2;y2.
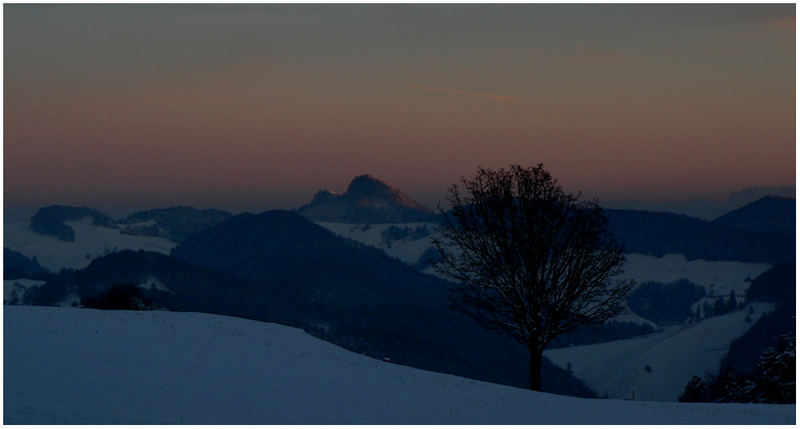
721;263;795;376
713;196;795;236
171;209;446;308
604;209;793;264
23;250;274;320
627;279;706;326
297;175;438;223
23;245;593;397
4;247;52;281
601;185;795;220
119;206;233;242
744;262;795;307
29;205;116;242
436;203;790;263
169;209;594;396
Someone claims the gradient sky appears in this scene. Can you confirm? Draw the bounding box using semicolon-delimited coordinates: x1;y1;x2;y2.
4;4;795;215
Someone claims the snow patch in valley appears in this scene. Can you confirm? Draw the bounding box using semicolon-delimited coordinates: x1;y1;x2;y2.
139;276;170;293
4;306;792;424
621;253;771;297
316;222;438;265
4;219;177;271
544;303;775;402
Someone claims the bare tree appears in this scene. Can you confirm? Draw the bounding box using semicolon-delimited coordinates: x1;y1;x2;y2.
433;164;632;391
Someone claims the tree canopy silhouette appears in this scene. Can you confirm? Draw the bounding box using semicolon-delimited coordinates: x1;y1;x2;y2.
433;164;632;391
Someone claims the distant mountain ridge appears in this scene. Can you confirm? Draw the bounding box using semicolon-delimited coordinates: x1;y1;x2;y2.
712;196;795;236
604;208;793;264
602;185;795;220
17;190;795;268
296;175;438;223
23;205;232;244
171;209;448;309
29;205;116;242
119;206;233;242
4;247;52;281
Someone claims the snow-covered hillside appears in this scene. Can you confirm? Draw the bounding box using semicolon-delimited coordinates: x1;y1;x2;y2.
4;219;177;271
544;303;775;402
622;253;770;297
5;306;793;424
316;221;438;266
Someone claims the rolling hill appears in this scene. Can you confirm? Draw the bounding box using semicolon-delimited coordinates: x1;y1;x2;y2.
713;195;795;236
19;212;594;396
4;306;793;424
118;206;233;242
544;303;775;401
169;209;594;395
604;209;793;264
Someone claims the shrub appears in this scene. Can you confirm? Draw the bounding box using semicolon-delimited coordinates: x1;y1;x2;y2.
81;283;159;310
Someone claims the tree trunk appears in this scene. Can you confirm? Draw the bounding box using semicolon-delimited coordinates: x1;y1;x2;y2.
528;344;543;391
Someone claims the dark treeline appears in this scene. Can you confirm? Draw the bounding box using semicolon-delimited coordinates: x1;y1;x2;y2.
679;263;796;403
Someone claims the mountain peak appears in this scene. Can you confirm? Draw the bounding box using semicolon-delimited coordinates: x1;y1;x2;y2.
296;174;438;223
346;175;414;204
346;174;393;193
310;189;340;205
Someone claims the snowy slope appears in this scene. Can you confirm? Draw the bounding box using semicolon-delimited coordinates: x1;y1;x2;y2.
544;303;775;402
4;306;792;424
622;253;771;297
4;219;177;271
316;222;438;265
622;254;771;322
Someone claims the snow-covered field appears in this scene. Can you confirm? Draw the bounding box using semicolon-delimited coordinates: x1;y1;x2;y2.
3;219;177;271
544;303;775;402
622;253;771;297
4;306;793;424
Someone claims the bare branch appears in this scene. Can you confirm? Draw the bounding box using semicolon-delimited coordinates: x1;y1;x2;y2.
434;164;631;353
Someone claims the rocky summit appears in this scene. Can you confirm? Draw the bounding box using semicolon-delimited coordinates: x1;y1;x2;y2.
296;175;439;223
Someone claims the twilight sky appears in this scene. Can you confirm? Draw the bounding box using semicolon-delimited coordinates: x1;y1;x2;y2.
4;4;795;215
